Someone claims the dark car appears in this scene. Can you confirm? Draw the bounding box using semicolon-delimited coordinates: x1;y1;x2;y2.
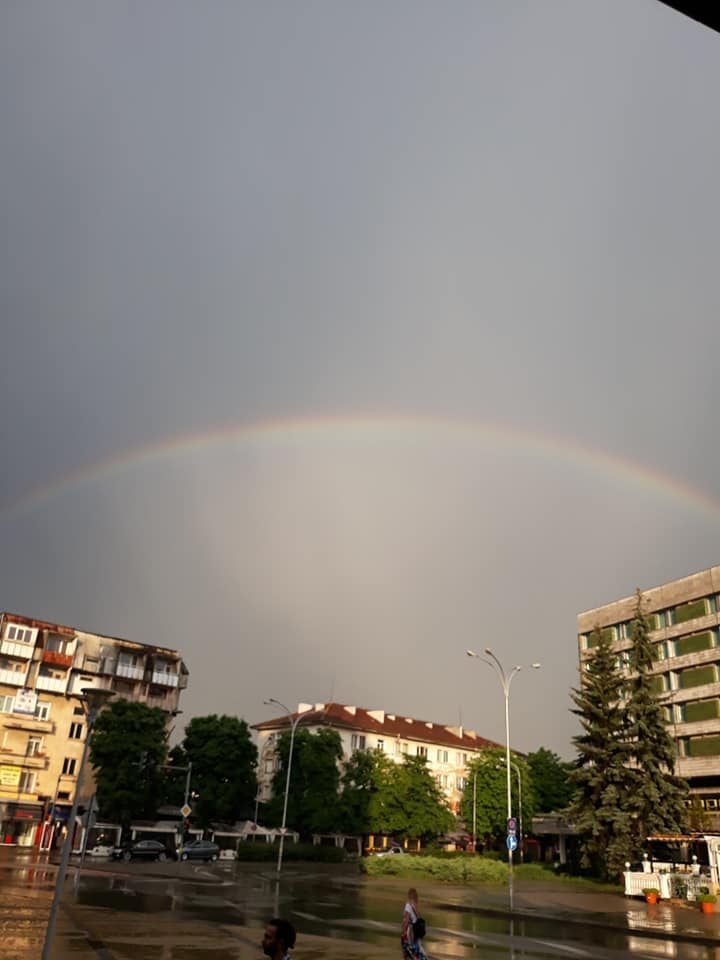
179;839;220;862
112;839;175;862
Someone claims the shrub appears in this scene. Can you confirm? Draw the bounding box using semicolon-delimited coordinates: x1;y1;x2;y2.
361;854;508;884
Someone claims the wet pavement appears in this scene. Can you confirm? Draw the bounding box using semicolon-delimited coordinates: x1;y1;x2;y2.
2;850;720;960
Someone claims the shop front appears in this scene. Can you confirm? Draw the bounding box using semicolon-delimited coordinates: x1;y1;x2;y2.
0;801;44;846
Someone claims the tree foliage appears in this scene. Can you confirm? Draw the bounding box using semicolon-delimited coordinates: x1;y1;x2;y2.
182;714;258;828
340;749;454;839
569;598;689;881
459;748;533;841
527;748;573;812
89;699;169;832
625;590;688;840
569;625;635;879
268;728;343;838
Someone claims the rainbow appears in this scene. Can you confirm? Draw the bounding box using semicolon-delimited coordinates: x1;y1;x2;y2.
2;414;719;521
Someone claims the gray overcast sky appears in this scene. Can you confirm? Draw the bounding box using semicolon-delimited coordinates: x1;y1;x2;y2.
1;1;719;758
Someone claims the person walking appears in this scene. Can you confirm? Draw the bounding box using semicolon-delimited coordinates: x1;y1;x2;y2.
401;887;426;959
261;918;296;960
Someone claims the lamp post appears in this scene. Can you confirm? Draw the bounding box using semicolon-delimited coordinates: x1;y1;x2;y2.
467;649;540;908
264;698;303;876
42;687;114;960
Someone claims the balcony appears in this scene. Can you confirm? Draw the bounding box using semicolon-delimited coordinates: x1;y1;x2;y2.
150;670;179;687
116;663;145;681
35;675;68;694
0;750;49;771
0;639;34;660
42;649;74;669
68;674;113;696
3;717;55;735
0;668;28;686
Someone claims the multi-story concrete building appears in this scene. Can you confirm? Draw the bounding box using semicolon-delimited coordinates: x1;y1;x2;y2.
0;611;188;846
253;701;502;816
578;566;720;813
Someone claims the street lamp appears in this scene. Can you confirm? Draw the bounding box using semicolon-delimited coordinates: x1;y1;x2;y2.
264;698;304;876
42;687;115;960
467;649;540;906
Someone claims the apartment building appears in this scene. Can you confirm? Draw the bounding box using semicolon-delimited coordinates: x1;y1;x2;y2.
578;565;720;813
0;611;188;846
253;701;502;815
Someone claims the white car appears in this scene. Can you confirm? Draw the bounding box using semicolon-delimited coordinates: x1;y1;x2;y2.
88;844;114;857
374;845;405;857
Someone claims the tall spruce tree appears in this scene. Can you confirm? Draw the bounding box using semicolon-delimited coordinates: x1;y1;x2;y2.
569;625;635;879
625;589;688;845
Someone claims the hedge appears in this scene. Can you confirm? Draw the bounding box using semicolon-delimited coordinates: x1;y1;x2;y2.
361;854;508;884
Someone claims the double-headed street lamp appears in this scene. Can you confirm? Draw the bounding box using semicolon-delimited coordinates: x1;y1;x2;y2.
264;698;304;876
42;687;115;960
467;649;540;906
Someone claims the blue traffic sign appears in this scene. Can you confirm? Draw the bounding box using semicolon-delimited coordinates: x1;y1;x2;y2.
506;834;518;852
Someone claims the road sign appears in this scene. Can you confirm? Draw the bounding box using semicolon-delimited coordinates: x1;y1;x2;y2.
180;804;191;818
506;817;517;833
506;834;518;852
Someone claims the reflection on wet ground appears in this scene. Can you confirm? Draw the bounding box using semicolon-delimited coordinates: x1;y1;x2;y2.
2;852;720;960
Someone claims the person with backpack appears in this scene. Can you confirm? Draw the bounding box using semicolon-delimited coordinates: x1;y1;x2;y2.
401;887;427;959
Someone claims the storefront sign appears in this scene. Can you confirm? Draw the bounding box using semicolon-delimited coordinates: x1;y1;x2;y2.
0;766;22;788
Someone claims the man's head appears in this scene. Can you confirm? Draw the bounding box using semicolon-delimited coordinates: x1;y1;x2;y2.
262;918;296;959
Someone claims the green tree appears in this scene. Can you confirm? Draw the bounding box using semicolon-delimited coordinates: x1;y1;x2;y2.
527;748;574;812
89;699;169;833
459;749;533;841
397;754;455;840
625;590;688;844
569;625;635;879
182;715;258;828
268;728;343;838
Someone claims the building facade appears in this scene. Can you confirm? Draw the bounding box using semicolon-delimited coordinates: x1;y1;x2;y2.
253;701;502;815
577;565;720;815
0;611;188;846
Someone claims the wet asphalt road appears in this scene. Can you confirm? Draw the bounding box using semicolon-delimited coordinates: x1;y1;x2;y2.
2;852;720;960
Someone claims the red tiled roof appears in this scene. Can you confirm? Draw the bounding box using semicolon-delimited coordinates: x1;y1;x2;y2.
252;701;502;752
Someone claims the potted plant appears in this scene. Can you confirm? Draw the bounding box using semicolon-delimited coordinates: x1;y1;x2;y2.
696;893;717;914
642;887;660;905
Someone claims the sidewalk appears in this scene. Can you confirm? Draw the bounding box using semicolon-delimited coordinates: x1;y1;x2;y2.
426;878;720;945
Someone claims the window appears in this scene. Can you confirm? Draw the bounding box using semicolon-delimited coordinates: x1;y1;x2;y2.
437;749;448;764
401;742;408;754
377;739;384;751
73;706;84;716
69;722;83;740
351;734;366;751
26;736;42;757
62;757;77;776
457;776;467;790
0;695;14;713
416;746;427;758
264;759;274;774
6;624;34;644
18;771;35;793
35;701;50;721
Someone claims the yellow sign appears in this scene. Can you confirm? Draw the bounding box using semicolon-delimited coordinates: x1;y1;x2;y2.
0;765;21;788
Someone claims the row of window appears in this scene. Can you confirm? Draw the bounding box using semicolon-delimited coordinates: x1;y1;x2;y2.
581;596;719;649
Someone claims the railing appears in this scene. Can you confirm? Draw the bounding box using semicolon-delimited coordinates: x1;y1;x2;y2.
0;639;34;660
0;668;27;686
42;649;74;669
116;663;145;681
35;675;68;693
150;670;179;687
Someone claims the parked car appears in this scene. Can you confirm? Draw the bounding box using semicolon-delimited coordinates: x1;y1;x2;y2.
179;839;220;862
112;839;175;862
374;844;405;857
88;843;114;857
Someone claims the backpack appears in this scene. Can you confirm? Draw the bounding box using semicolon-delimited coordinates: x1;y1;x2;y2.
412;917;426;940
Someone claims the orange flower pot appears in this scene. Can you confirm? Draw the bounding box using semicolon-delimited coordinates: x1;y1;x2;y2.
645;893;658;905
700;900;714;914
